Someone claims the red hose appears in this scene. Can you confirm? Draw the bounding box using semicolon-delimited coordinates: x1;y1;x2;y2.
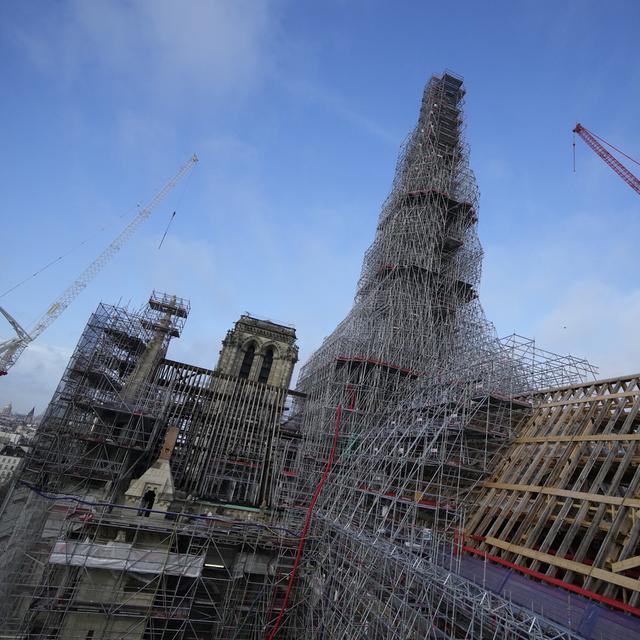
265;403;344;639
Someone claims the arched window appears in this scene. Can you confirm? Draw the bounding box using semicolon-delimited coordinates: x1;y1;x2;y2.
258;347;274;384
239;344;255;379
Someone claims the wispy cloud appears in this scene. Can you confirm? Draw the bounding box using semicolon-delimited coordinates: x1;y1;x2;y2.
533;281;640;377
0;342;71;413
142;234;231;308
282;76;400;145
482;203;640;372
9;0;279;99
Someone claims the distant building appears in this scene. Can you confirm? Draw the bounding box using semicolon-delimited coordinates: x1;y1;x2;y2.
0;404;38;430
0;443;26;485
0;405;38;453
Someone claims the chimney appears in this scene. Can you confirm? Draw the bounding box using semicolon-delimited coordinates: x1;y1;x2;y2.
160;426;179;460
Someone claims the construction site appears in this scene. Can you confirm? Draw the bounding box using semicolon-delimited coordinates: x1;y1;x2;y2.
0;70;639;639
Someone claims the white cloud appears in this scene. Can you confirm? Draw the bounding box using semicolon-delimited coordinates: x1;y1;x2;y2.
532;281;640;378
13;0;279;99
142;233;231;306
0;342;71;414
282;76;399;145
481;205;640;375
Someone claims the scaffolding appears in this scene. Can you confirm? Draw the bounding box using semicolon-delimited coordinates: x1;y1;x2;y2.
153;359;292;508
5;493;301;640
2;70;637;640
0;294;306;639
263;72;604;639
24;291;189;494
0;292;188;633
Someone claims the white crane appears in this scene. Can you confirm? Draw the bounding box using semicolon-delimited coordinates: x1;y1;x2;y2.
0;154;198;376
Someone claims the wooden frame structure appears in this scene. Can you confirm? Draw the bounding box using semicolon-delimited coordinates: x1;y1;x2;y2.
464;373;640;608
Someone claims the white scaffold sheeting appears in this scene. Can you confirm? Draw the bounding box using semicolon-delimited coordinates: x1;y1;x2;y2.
49;541;204;577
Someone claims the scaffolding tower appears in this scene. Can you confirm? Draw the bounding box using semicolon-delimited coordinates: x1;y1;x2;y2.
264;72;601;639
2;71;637;640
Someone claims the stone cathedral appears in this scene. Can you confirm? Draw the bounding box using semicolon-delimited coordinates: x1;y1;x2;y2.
216;314;298;389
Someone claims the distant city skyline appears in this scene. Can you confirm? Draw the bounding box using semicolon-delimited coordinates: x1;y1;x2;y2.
1;0;639;412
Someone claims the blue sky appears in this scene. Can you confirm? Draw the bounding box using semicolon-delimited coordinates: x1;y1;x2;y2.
1;0;639;412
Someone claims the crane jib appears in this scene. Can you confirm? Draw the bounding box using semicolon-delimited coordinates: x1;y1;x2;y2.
573;123;640;196
0;154;198;376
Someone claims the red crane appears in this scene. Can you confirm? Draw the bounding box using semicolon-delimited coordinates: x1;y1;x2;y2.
573;123;640;196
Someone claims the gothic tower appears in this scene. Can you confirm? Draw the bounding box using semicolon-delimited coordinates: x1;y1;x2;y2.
272;71;502;639
170;315;298;507
216;315;298;389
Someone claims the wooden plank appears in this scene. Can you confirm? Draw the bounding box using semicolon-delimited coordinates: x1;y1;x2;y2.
514;403;605;572
578;405;640;591
483;481;640;509
515;433;640;444
485;536;640;592
474;401;590;544
611;555;640;573
537;390;639;409
522;373;640;397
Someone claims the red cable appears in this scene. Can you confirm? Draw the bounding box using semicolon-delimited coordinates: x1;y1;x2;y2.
265;403;345;639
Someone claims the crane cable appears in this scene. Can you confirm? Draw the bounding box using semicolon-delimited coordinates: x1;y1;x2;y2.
158;212;176;250
578;127;640;168
0;207;137;300
1;160;195;300
157;162;194;251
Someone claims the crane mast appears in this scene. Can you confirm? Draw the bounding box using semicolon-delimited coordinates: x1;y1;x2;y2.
0;154;198;375
573;123;640;196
